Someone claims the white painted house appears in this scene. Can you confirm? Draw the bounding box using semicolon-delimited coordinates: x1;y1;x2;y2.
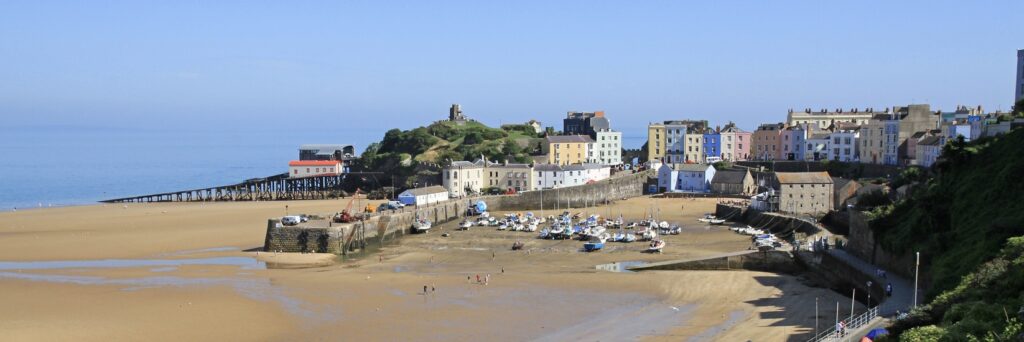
658;164;716;193
397;186;449;206
288;160;343;178
590;129;622;166
534;163;611;189
827;128;860;162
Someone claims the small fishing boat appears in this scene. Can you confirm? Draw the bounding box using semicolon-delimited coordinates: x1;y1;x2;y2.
588;226;607;238
498;220;509;230
458;220;473;230
659;221;670;229
626;222;638;229
549;225;566;239
512;240;525;250
709;219;726;225
647;239;666;253
642;229;658;241
538;228;550;239
611;233;625;242
698;214;716;223
477;218;489;226
623;233;637;242
526;223;538;232
412;218;432;233
669;226;682;235
583;235;606;252
479;211;490;218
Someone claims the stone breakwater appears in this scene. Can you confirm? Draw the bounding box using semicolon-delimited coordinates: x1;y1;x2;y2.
263;170;654;255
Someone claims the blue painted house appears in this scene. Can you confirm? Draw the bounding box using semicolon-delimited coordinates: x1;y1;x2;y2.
703;132;721;163
657;163;716;193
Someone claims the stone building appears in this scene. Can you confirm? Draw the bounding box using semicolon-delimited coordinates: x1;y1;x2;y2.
773;172;834;215
786;107;876;127
710;169;755;195
442;160;486;197
832;177;861;209
449;104;467;122
442;159;535;196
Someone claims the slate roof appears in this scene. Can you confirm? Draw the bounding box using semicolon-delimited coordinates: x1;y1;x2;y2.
546;135;593;144
918;136;943;146
711;170;750;184
775;172;833;184
401;185;448;197
668;163;712;172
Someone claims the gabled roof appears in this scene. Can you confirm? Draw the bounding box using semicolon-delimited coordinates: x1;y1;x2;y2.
775;172;833;184
711;170;750;184
533;164;562;172
450;160;485;168
918;136;943;146
667;163;712;172
401;185;448;197
831;177;857;190
546;135;593;144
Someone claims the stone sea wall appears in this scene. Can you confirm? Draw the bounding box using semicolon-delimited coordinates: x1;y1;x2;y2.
263;170;654;255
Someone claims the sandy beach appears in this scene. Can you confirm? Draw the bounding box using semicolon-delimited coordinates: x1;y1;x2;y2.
0;197;861;341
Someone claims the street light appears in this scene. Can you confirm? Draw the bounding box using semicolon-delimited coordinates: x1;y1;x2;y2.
914;251;920;309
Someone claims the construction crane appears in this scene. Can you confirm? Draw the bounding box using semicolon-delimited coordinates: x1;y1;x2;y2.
333;188;363;223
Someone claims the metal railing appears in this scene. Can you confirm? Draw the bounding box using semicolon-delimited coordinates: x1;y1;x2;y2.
807;306;879;342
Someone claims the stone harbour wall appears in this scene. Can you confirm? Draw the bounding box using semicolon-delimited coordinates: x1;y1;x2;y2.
263;170;653;255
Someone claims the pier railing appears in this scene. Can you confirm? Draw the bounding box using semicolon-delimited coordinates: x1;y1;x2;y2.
102;172;381;203
807;306;878;342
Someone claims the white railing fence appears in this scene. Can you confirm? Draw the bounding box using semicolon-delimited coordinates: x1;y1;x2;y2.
808;306;879;342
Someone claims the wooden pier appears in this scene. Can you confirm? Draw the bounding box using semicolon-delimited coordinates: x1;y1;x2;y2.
102;172;381;203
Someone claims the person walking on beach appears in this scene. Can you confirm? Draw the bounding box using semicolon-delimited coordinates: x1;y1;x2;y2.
476;274;480;283
423;285;428;294
485;274;490;285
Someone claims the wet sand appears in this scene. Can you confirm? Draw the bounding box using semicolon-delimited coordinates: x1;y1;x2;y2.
0;197;862;341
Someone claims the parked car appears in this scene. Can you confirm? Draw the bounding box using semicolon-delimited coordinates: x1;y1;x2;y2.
281;216;302;226
387;201;405;209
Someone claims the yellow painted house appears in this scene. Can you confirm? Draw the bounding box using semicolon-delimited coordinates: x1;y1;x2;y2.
546;135;593;165
647;123;665;162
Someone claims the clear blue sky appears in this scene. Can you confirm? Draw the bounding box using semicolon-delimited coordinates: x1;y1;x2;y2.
1;1;1021;149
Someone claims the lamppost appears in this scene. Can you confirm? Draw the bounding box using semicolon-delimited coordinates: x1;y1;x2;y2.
914;251;920;309
867;281;873;308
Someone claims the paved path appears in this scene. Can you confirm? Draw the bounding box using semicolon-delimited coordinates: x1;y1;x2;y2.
826;249;916;316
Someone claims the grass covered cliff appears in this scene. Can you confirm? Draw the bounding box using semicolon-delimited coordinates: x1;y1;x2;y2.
869;128;1024;340
354;120;543;188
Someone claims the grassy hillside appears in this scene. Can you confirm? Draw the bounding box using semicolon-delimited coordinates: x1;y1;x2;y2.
355;120;542;188
868;128;1024;340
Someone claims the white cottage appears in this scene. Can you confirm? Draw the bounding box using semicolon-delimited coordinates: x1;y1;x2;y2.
397;186;448;206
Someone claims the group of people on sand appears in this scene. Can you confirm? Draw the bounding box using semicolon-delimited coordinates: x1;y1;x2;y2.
468;274;491;285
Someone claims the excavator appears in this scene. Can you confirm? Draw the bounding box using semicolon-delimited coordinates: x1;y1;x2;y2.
333;188;363;223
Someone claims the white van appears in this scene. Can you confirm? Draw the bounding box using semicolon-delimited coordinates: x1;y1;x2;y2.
387;201;405;209
281;216;302;226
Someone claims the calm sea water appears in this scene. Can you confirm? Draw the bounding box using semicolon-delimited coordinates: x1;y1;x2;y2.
0;124;383;210
0;124;648;211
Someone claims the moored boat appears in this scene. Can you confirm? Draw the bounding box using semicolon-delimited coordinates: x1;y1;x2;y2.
412;218;432;233
583;235;606;252
647;239;666;253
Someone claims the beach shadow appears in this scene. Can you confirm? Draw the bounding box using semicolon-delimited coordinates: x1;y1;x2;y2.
744;275;861;341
